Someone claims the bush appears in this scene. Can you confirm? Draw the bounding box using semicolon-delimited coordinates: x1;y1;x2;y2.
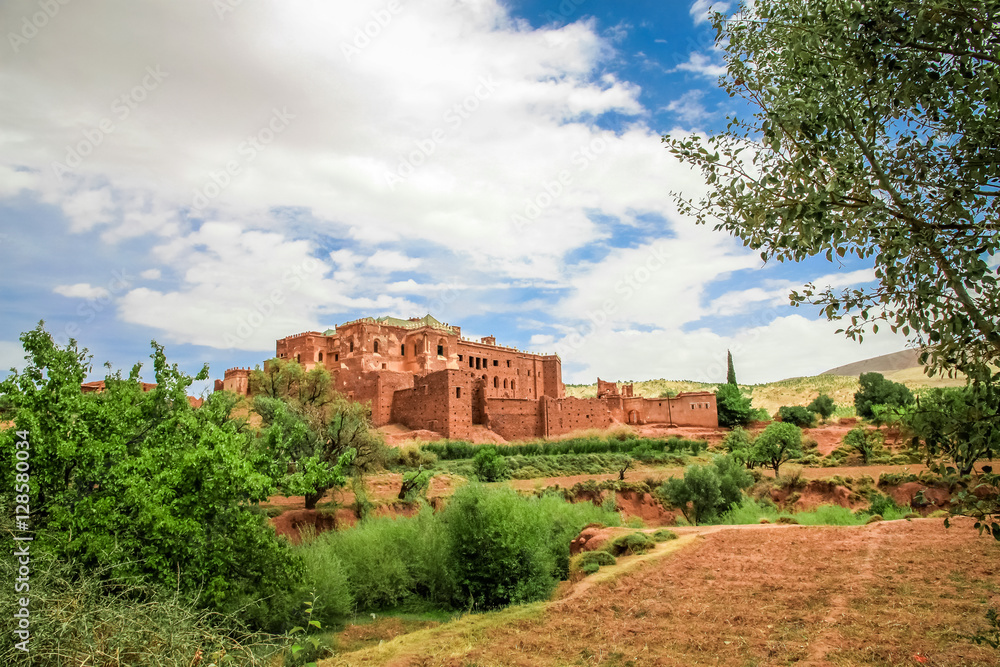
716;383;755;428
577;550;617;573
854;372;914;419
658;455;753;525
843;427;884;464
723;427;753;453
605;532;656;556
652;529;678;542
473;446;510;482
778;405;816;428
807;394;837;420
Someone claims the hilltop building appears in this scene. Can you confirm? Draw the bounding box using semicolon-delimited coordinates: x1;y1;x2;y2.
219;315;717;439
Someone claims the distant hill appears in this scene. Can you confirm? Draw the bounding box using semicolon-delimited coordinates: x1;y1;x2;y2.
821;349;923;377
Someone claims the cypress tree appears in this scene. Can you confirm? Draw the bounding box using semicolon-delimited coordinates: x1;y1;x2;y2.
727;350;737;385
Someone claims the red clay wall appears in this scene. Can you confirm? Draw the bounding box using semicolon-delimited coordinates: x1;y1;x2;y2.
484;398;544;441
669;392;718;428
544;396;615;436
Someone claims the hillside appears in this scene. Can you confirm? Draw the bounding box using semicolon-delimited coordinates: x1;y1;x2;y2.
821;348;923;376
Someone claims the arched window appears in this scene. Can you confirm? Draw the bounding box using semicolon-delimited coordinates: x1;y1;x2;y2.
374;340;380;354
349;341;354;353
503;379;508;389
493;376;498;388
511;379;516;391
318;351;324;361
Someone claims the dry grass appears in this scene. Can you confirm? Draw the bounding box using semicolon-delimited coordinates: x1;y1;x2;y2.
323;519;1000;667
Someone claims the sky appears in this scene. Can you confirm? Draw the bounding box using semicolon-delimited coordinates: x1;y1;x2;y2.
0;0;912;393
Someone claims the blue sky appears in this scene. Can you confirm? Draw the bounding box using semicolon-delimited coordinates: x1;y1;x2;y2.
0;0;908;392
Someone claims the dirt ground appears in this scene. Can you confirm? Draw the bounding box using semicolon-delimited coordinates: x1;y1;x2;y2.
326;518;1000;667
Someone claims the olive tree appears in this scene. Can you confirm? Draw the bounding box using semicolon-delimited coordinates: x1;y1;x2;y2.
663;0;1000;377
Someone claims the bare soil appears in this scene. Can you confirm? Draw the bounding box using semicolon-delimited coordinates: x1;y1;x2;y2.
326;518;1000;667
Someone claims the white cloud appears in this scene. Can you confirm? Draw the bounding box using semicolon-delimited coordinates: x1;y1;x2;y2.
689;1;731;25
54;283;111;300
664;90;710;125
116;223;420;350
706;268;877;316
140;269;161;279
674;51;726;78
366;250;422;272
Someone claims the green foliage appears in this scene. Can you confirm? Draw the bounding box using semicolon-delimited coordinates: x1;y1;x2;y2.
862;491;907;519
0;550;284;666
472;445;510;482
605;532;656;556
854;373;914;420
843;427;884;464
300;487;620;614
252;358;384;509
715;383;754;428
726;349;737;385
777;405;816;428
299;550;353;628
398;467;434;501
969;607;1000;650
663;0;1000;376
807;394;836;420
577;550;616;571
722;426;753;454
901;381;1000;476
418;435;705;461
651;529;678;542
658;455;753;525
0;325;303;628
753;422;803;477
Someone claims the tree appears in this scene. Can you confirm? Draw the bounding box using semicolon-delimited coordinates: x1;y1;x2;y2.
726;349;737;385
251;358;383;509
472;445;510;482
843;427;885;464
0;325;302;626
663;0;1000;378
777;405;816;428
807;394;836;420
715;383;754;428
901;384;1000;476
659;455;752;525
752;421;803;477
854;372;914;419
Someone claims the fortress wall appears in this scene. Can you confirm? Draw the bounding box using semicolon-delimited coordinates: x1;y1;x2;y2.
545;396;615;436
484;398;544;441
670;392;719;428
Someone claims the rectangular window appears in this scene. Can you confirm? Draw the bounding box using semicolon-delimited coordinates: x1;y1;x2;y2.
458;354;463;361
334;353;339;361
437;345;444;356
506;360;511;367
401;344;405;356
476;358;481;369
493;359;498;366
456;387;462;398
469;357;474;368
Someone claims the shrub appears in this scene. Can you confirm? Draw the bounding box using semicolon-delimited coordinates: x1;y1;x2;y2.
716;383;755;428
866;514;884;524
807;394;837;420
299;548;353;626
658;455;753;525
577;551;617;572
778;405;816;428
723;427;753;453
473;446;510;482
854;372;914;419
605;532;656;556
843;428;884;464
652;529;678;542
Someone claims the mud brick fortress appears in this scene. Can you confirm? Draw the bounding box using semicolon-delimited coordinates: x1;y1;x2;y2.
219;315;717;440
